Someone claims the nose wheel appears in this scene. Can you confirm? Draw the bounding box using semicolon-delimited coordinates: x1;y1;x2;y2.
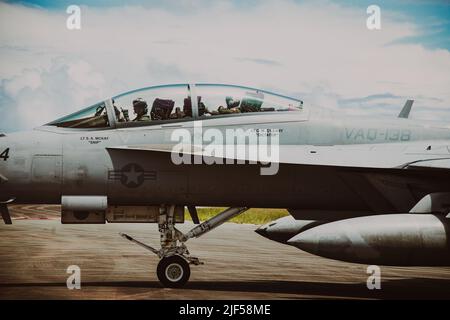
157;255;191;288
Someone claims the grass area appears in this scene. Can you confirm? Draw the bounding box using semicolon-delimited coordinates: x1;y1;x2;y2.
185;207;289;225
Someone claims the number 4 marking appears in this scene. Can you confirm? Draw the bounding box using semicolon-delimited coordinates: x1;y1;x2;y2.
0;148;10;161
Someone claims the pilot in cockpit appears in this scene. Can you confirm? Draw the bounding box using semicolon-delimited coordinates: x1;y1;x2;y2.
132;98;150;121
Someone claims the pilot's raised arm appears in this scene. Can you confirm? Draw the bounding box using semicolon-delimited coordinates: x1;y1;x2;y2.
132;98;150;121
112;99;128;122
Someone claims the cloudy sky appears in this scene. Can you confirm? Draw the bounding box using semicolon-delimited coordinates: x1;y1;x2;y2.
0;0;449;131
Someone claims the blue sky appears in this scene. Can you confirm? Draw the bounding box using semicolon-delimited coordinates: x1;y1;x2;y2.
337;0;450;50
0;0;449;131
6;0;450;50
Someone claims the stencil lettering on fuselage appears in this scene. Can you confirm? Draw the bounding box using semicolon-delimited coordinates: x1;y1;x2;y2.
344;128;411;142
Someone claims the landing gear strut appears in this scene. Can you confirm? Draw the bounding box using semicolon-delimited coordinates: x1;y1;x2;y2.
120;205;248;287
0;199;15;225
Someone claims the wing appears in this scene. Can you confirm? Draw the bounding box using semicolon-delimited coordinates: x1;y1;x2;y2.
107;141;450;170
107;142;450;214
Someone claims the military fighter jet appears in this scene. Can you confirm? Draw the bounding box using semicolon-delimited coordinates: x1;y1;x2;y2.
0;83;449;287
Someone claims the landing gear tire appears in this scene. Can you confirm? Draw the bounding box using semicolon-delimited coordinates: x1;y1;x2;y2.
157;255;190;288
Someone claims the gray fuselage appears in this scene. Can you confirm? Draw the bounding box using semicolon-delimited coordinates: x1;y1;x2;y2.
1;110;449;216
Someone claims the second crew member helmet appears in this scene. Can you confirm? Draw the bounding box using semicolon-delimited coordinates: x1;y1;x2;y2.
133;98;148;113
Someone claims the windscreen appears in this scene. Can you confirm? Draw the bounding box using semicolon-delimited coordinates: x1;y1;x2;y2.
48;102;109;128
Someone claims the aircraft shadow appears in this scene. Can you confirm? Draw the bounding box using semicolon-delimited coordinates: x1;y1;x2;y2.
1;278;449;299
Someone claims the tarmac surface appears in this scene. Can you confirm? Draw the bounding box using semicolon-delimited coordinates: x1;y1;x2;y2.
0;205;450;300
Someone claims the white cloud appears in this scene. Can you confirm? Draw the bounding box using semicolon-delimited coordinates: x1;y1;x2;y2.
0;0;449;131
0;57;106;130
3;69;42;97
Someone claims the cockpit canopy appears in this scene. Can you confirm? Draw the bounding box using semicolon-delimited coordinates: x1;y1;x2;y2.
47;84;304;129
